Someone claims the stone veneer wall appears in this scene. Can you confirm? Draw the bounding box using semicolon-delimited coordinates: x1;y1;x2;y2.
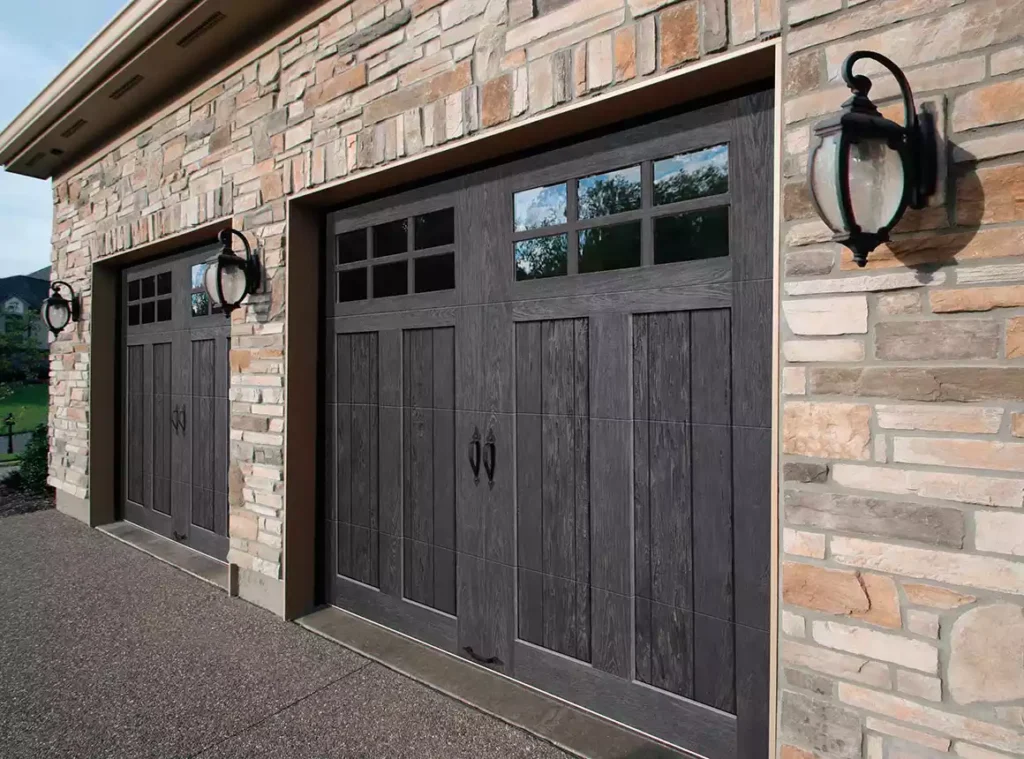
44;0;1024;755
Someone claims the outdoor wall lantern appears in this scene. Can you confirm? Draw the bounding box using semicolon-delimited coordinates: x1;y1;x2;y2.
808;50;936;267
203;229;260;316
40;280;80;336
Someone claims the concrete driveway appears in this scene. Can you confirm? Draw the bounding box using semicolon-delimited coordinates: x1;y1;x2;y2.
0;510;569;759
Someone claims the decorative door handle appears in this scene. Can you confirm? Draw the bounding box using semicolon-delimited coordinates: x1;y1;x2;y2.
483;429;496;488
463;646;503;667
179;405;187;434
468;428;481;484
171;405;181;434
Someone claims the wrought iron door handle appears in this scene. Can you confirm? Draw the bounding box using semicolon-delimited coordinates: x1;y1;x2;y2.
468;428;481;484
463;646;503;667
180;405;187;434
172;405;181;434
483;429;496;488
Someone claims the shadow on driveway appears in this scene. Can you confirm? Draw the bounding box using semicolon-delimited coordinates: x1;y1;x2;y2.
0;510;569;759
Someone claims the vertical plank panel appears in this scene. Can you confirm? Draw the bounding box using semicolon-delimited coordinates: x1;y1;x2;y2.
731;89;775;284
692;424;733;622
734;424;771;632
649;421;692;610
732;280;772;429
433;328;455;553
690;310;731;426
632;316;651;604
735;625;770;759
590;421;631;595
648;313;689;423
518;568;544;645
543;574;576;657
634;597;652;685
378;330;403;541
591;588;631;679
651;602;694;699
694;613;736;713
127;345;145;504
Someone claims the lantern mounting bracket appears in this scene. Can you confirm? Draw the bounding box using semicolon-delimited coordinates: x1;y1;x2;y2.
41;280;80;337
841;51;936;210
210;228;261;316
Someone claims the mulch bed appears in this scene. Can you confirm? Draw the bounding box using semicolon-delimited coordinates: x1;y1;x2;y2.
0;480;55;519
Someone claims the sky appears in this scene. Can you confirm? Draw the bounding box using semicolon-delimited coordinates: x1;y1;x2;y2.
0;0;126;278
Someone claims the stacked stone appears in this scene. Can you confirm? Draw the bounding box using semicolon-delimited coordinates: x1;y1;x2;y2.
781;0;1024;755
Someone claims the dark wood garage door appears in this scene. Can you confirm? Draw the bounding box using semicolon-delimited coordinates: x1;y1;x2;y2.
121;247;230;560
323;89;773;758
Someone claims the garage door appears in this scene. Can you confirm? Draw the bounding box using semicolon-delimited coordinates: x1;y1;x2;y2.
323;89;773;758
121;247;230;560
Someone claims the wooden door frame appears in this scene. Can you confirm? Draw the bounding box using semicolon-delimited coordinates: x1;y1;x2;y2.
285;41;781;757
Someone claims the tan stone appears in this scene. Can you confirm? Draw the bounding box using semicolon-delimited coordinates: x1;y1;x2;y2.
586;34;613;90
897;670;943;702
783;402;871;460
954;132;1024;164
784;529;826;559
831;537;1024;596
700;0;726;52
230;350;253;373
992;46;1024;75
839;684;1024;754
1013;413;1024;438
975;511;1024;556
783;640;891;688
949;604;1024;705
783;562;869;616
782;610;807;638
955;76;1024;132
958;264;1024;285
788;0;841;26
627;0;676;17
730;0;756;44
480;74;511;127
876;320;1000;361
528;56;554;112
783;367;807;396
526;8;625;62
505;0;621;50
812;621;938;672
363;61;471;124
894;437;1024;473
810;367;1024;403
841;228;1024;272
781;745;815;759
231;510;259;541
875;405;1002;434
613;26;635;82
783;296;868;336
783;339;865;363
785;270;946;295
304;65;367;109
877;291;921;316
958;163;1024;224
866;718;950;751
906;609;940;639
856;574;902;629
905;584;976;611
260;171;284;202
786;0;962;54
1007;317;1024;359
955;744;1018;759
931;286;1024;313
660;2;699;69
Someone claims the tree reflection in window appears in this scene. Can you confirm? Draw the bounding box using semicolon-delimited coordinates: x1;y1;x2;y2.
578;166;641;219
515;234;567;280
654;144;729;205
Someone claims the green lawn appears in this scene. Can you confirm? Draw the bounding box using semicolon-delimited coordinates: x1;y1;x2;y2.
0;384;48;434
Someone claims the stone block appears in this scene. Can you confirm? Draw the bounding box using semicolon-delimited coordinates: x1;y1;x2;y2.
876;405;1002;434
480;74;512;127
783;402;871;460
783;562;871;615
894;437;1024;474
700;0;726;52
931;285;1024;313
905;610;940;639
903;582;976;610
831;537;1024;596
659;2;699;69
1007;317;1024;359
958;163;1024;225
949;604;1024;705
954;76;1024;132
783;296;868;336
785;247;835;277
810;367;1024;403
505;0;621;50
783;339;865;362
363;61;471;124
878;292;922;316
783;461;828;483
896;670;943;703
529;56;555;112
783;640;891;688
613;26;635;82
974;511;1024;556
783;610;807;638
781;690;862;759
783;367;807;396
876;320;1000;361
812;620;938;672
628;0;677;15
867;718;949;751
833;462;1024;511
785;270;945;295
586;34;613;90
636;15;656;74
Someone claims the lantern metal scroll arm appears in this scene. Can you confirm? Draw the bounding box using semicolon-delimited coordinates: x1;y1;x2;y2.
41;280;81;336
210;228;261;315
841;50;936;211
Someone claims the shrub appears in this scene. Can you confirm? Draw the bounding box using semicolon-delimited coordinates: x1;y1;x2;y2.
18;425;49;494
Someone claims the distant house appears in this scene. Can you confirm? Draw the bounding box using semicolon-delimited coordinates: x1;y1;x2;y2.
0;275;49;349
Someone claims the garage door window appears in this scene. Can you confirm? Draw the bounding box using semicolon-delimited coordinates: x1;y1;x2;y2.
335;208;457;302
514;143;730;281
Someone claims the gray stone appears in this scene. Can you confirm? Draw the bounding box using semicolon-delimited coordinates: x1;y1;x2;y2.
785;248;835;277
336;9;412;57
809;367;1024;403
186;117;216;143
784;462;830;484
949;604;1024;704
786;490;965;548
876;321;1001;361
781;691;861;759
784;669;834;697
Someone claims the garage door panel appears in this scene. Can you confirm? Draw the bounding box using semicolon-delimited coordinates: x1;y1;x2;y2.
457;554;513;672
590;586;630;679
693;613;736;714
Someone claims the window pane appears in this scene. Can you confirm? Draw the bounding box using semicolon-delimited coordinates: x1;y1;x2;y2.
128;279;140;302
515;234;567;281
338;269;367;302
415;208;455;249
141;301;155;324
128;304;140;326
191;264;207;289
514;184;567;232
654;144;729;205
337;229;367;264
578;165;641;219
141;276;155;299
654;207;730;264
191;292;210;317
157;298;172;322
415;253;455;293
157;271;172;295
579;222;641;274
373;261;408;298
373;219;408;258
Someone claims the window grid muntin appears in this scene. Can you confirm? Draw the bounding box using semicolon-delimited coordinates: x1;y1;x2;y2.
127;272;173;325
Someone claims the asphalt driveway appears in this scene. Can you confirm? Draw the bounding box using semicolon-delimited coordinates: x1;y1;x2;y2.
0;509;568;759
